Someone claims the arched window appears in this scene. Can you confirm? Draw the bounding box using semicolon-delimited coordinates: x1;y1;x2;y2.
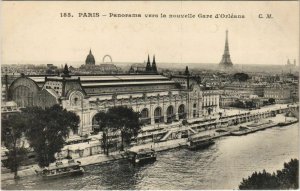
178;104;185;113
166;105;175;123
178;104;186;119
74;98;78;105
69;91;84;107
140;108;151;125
141;108;149;118
154;107;162;117
154;107;163;123
167;105;174;116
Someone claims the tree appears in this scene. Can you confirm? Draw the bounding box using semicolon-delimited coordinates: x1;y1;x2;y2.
268;98;275;104
239;159;299;190
218;112;223;119
109;106;141;151
239;170;279;189
94;106;142;155
245;101;255;108
94;111;116;155
233;73;250;82
231;100;245;108
277;159;298;189
207;107;213;115
23;105;79;167
1;113;28;179
263;100;269;106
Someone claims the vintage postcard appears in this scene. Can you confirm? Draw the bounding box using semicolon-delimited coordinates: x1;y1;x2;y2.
1;1;299;190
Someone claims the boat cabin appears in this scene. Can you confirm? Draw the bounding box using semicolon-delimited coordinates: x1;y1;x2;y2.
127;148;157;164
40;160;84;178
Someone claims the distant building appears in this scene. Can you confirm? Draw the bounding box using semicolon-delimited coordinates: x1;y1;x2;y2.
1;101;20;116
98;64;119;73
220;95;238;108
130;55;158;74
219;30;233;68
79;50;121;74
221;82;265;97
129;63;146;73
85;49;96;65
46;64;58;74
290;83;299;102
170;66;201;89
264;85;292;104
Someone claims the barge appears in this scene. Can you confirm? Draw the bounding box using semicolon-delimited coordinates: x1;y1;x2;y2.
126;148;157;165
187;135;215;151
38;160;84;179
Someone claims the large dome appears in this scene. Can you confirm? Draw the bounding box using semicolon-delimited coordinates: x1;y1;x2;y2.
85;49;95;65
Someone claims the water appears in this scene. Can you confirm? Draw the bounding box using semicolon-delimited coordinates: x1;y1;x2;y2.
2;124;298;190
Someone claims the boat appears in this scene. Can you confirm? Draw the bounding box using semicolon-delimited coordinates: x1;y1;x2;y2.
187;135;215;150
230;126;251;136
231;121;277;136
38;159;84;179
126;148;157;165
278;120;298;127
215;129;228;133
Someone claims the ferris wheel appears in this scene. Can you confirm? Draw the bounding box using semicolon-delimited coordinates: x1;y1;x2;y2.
102;55;113;63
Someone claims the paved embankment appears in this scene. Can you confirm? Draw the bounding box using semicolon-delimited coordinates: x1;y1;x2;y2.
1;115;297;181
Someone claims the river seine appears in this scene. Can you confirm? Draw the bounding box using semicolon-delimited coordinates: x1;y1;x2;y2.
2;123;298;190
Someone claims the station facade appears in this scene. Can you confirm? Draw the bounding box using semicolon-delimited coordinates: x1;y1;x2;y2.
6;53;220;136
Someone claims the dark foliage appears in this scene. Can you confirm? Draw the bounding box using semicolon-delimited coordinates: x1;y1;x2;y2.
233;73;250;82
2;148;28;178
239;159;299;190
277;159;299;189
94;106;142;154
1;113;28;178
268;98;276;104
239;170;280;190
23;105;79;167
231;100;256;109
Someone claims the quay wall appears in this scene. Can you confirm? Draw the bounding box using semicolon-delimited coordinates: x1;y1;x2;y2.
1;105;298;181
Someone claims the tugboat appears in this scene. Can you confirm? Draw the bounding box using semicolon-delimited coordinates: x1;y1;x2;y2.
187;135;215;151
38;159;84;179
126;148;157;165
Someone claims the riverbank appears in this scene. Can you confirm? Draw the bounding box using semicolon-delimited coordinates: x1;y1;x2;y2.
3;123;298;190
1;114;297;181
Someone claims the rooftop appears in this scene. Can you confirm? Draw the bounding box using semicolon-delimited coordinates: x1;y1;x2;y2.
82;80;175;87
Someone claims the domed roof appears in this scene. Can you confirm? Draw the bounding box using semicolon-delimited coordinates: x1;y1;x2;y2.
85;49;95;65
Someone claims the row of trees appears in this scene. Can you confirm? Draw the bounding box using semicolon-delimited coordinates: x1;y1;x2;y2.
231;98;276;109
230;100;257;109
239;158;298;189
2;105;142;178
233;72;250;82
263;98;276;106
1;105;80;178
94;106;142;155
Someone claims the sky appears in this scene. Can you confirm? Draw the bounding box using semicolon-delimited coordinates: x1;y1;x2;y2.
1;1;299;67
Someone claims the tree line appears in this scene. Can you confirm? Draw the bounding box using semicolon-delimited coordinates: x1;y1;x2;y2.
1;105;142;179
239;158;298;189
93;106;142;155
1;105;80;178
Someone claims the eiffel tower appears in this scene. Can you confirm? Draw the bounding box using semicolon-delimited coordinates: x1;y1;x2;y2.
219;30;233;68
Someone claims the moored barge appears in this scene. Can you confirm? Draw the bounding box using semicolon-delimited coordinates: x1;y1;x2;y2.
126;148;157;164
38;160;84;179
